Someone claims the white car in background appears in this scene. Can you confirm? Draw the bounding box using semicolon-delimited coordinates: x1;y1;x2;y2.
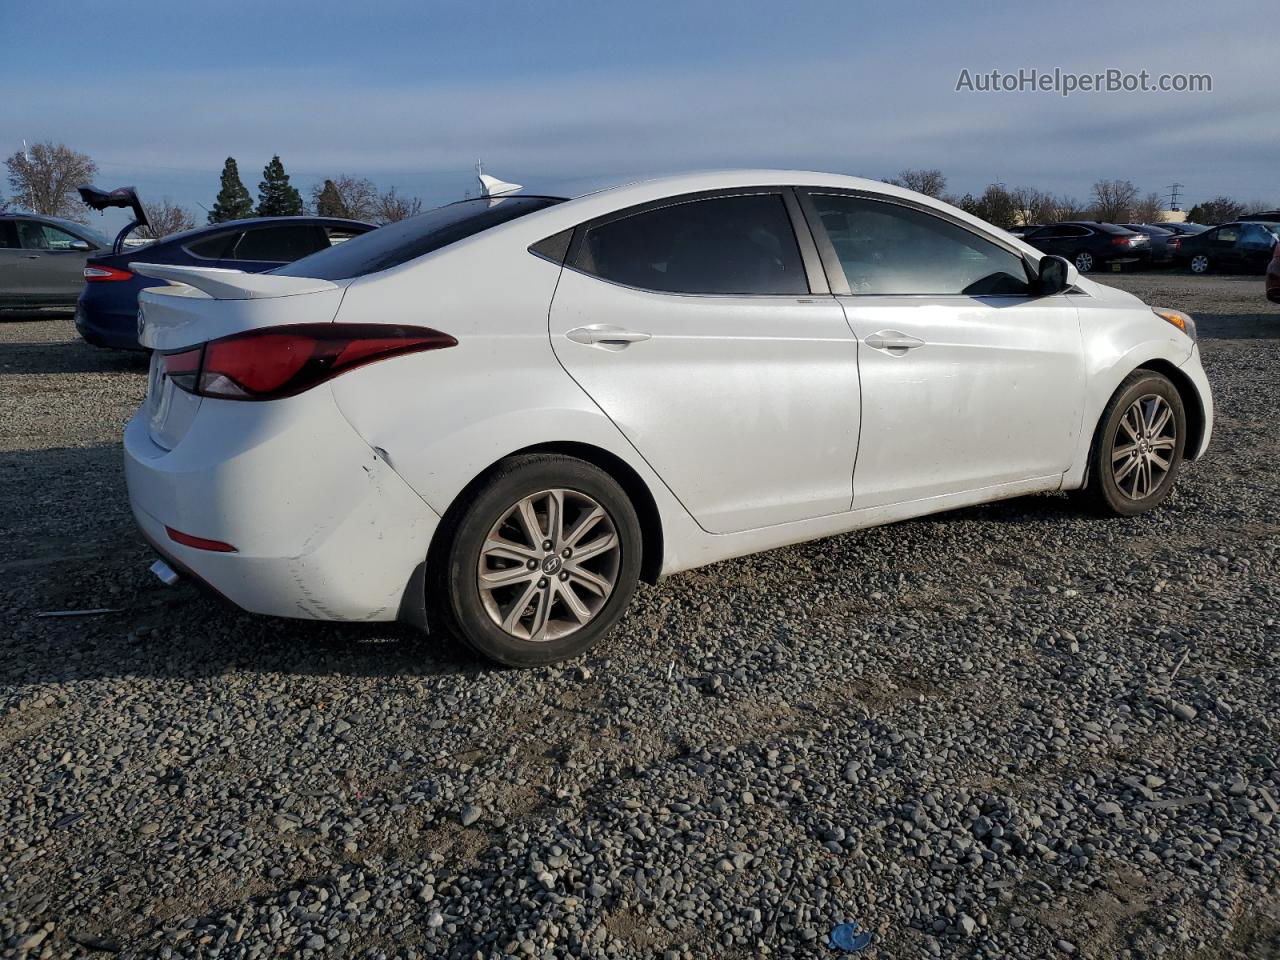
124;170;1212;666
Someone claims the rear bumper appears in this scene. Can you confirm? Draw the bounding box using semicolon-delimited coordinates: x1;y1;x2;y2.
123;392;441;622
75;300;144;350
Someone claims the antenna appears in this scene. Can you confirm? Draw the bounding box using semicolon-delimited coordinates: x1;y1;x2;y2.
22;139;34;210
1166;182;1184;212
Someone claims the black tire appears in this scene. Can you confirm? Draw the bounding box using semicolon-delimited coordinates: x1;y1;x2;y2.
1073;251;1095;273
1080;371;1186;516
433;454;642;667
1189;254;1211;275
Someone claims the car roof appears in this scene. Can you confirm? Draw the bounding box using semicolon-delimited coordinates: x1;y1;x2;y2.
0;211;97;232
516;169;1043;244
148;215;377;248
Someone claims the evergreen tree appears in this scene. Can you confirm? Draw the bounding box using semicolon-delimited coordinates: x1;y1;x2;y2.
314;179;344;217
256;155;304;217
208;157;254;223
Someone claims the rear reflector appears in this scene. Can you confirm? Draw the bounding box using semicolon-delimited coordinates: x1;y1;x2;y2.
161;323;457;401
84;265;134;282
165;526;238;553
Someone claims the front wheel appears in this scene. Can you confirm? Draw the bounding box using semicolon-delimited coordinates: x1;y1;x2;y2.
1080;371;1186;516
1074;251;1095;273
435;454;642;666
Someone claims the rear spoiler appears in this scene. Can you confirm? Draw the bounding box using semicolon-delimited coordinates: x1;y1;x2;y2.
132;263;339;300
78;185;149;255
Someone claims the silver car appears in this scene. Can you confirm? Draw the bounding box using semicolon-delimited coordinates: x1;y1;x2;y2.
0;213;111;310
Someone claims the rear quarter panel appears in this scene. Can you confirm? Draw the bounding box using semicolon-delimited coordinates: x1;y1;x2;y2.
326;235;701;572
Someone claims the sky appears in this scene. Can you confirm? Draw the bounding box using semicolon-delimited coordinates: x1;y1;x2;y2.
2;0;1275;231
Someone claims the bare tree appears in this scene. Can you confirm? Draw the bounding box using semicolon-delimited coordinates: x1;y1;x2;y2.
375;187;423;223
312;175;379;221
137;199;197;240
1131;192;1164;223
5;141;98;221
1048;195;1089;221
1090;179;1139;223
887;168;947;199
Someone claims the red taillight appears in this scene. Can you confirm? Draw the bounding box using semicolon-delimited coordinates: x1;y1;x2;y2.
163;324;456;401
84;265;134;282
165;526;237;553
1111;234;1135;246
1168;237;1182;250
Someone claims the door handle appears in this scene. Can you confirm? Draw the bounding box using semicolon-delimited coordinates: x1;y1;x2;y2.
566;324;652;347
865;330;925;353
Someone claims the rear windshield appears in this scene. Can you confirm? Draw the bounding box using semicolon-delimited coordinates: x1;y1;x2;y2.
275;196;564;280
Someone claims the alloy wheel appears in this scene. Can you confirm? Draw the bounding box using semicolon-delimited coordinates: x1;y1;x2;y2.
1111;394;1177;500
1075;252;1094;273
476;488;621;642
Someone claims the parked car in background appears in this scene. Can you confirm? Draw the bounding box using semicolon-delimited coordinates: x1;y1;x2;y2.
1240;210;1280;223
1020;221;1150;273
0;214;112;311
1006;224;1040;238
77;216;376;349
124;170;1212;667
1169;221;1280;274
1121;224;1177;264
1267;243;1280;302
1150;222;1208;238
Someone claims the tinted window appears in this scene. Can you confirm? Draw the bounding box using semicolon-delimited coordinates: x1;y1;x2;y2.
1216;227;1239;244
0;222;17;249
324;226;365;245
277;197;563;280
16;221;82;250
185;232;238;260
231;225;328;262
573;193;808;295
810;195;1030;296
1240;223;1276;244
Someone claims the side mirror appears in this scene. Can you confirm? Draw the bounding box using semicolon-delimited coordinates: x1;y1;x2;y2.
1035;255;1076;295
68;240;92;252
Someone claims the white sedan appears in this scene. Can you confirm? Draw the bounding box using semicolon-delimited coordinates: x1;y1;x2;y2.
124;171;1213;666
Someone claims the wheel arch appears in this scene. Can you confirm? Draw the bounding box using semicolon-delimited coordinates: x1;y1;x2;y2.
424;440;666;592
1135;358;1206;462
1075;356;1206;492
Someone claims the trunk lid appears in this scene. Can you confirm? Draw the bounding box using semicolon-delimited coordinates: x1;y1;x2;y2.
136;264;347;448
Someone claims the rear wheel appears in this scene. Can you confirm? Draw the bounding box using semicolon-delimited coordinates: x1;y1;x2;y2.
1074;251;1095;273
1189;254;1210;274
435;454;642;666
1080;371;1186;516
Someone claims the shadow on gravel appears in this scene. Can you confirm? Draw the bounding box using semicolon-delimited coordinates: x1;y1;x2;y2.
1194;313;1280;340
0;338;148;375
0;308;75;321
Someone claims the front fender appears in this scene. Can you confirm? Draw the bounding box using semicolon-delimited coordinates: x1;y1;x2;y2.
1063;336;1202;488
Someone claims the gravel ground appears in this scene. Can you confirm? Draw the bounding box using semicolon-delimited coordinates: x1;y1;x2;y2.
1;274;1278;960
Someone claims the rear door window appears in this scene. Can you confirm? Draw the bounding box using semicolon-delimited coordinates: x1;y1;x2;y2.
0;222;18;248
808;194;1031;296
324;225;365;246
230;225;329;262
570;193;809;295
185;232;239;260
